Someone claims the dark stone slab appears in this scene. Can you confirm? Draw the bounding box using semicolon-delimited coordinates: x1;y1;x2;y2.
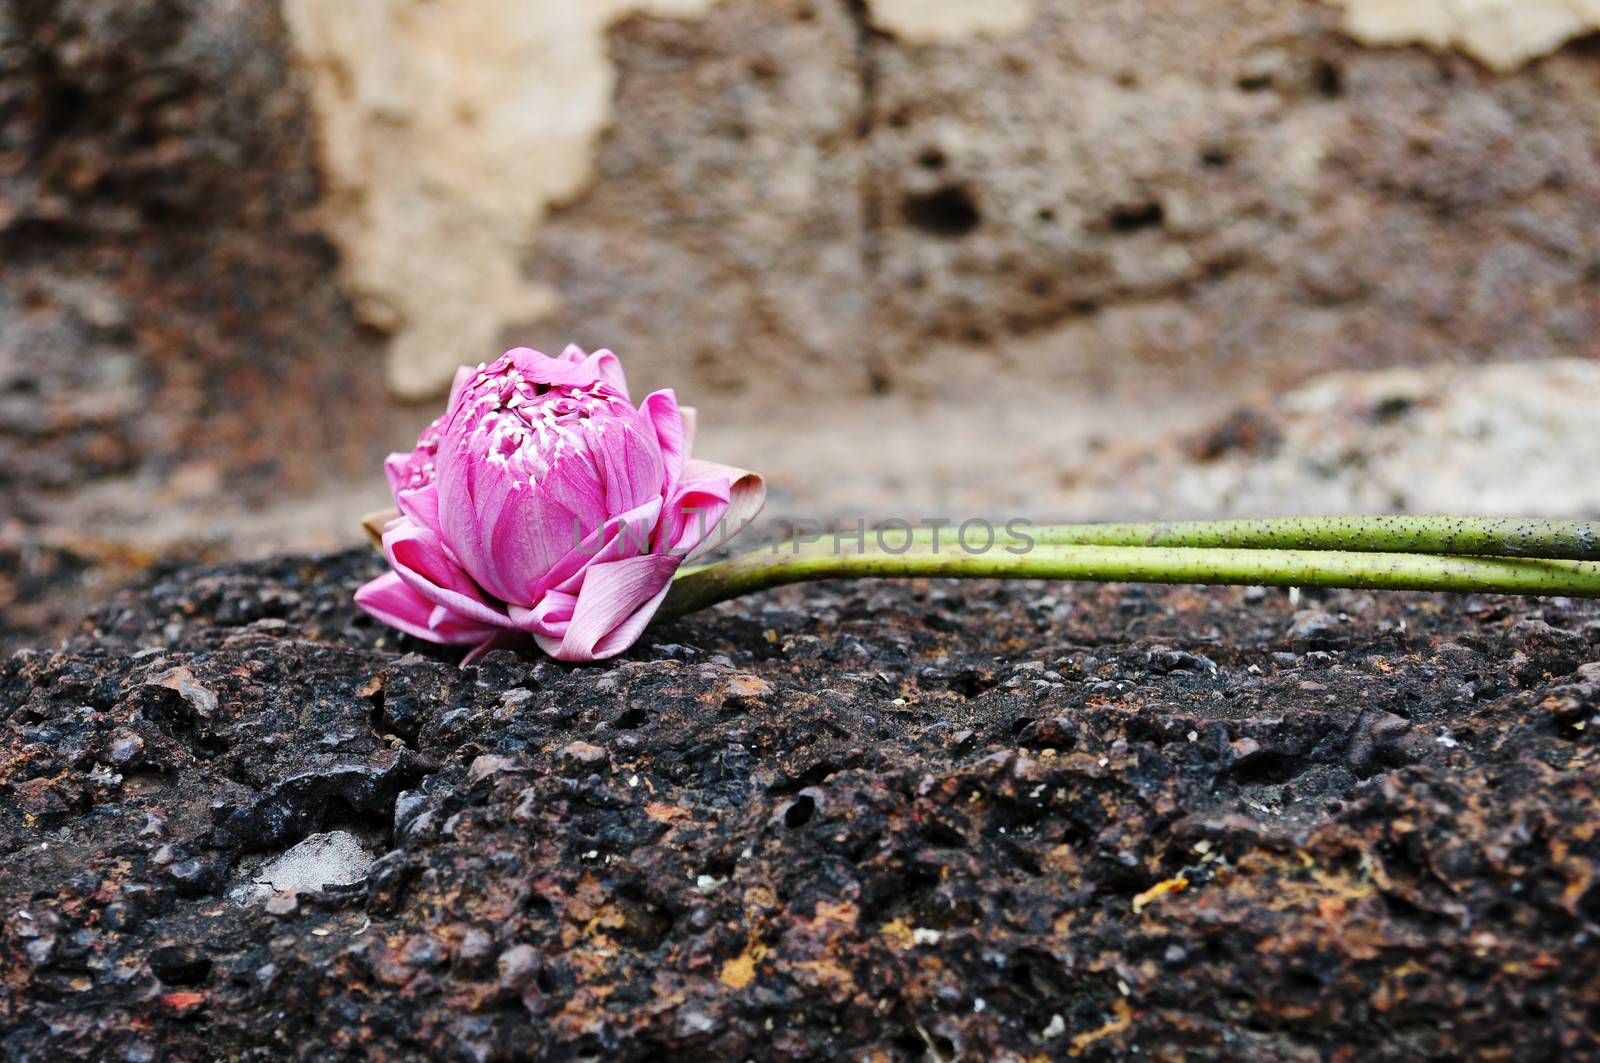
4;551;1600;1058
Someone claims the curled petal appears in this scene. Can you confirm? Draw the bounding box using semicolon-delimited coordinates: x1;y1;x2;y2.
382;518;516;630
678;405;698;455
666;458;767;562
498;347;602;392
519;497;664;606
658;474;729;558
498;346;628;397
447;363;478;409
506;589;577;640
557;343;629;399
531;553;681;662
355;572;504;645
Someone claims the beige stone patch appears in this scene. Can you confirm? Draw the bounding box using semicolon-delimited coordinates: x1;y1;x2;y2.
1065;359;1600;522
229;830;374;905
1327;0;1600;72
864;0;1036;43
281;0;722;399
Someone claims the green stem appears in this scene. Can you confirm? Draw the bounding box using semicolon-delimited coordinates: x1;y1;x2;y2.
897;516;1600;560
657;543;1600;622
682;516;1595;577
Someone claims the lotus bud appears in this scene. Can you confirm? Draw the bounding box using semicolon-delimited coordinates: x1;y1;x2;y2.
356;345;763;661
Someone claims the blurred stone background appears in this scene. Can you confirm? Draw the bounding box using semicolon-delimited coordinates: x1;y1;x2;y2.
3;0;1599;652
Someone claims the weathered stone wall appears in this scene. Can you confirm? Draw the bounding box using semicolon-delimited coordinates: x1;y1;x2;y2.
0;0;386;649
528;0;1600;399
9;0;1598;428
1330;0;1600;72
527;0;874;397
0;0;386;508
276;0;1600;401
280;0;725;399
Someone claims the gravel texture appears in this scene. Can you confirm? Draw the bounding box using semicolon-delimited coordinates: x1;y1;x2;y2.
5;551;1600;1059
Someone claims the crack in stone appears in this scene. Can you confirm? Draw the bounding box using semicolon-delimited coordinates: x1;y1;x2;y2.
843;0;893;393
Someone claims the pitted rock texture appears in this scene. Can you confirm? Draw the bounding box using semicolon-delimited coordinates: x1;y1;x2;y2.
0;0;383;509
280;0;724;398
527;0;874;397
5;551;1600;1059
531;0;1600;400
1061;358;1600;521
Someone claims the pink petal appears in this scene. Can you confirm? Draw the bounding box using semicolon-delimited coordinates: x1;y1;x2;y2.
396;481;442;537
500;347;601;390
500;346;628;397
558;343;630;399
519;496;664;604
658;474;730;557
437;437;581;604
434;448;498;596
478;448;612;602
640;389;686;497
436;410;661;604
447;363;478;409
382;518;516;629
484;472;592;599
383;450;416;497
668;459;767;561
355;573;503;645
507;589;578;639
532;553;681;662
585;411;667;517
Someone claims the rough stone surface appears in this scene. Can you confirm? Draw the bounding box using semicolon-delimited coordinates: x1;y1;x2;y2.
0;0;384;503
5;551;1600;1057
528;0;875;396
281;0;725;398
267;0;1600;402
529;0;1600;401
0;0;393;650
1064;358;1600;521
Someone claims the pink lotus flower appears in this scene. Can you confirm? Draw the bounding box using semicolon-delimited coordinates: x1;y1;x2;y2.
355;345;763;662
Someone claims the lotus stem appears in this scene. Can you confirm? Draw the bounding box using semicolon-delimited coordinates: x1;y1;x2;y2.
656;543;1600;622
896;516;1600;560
